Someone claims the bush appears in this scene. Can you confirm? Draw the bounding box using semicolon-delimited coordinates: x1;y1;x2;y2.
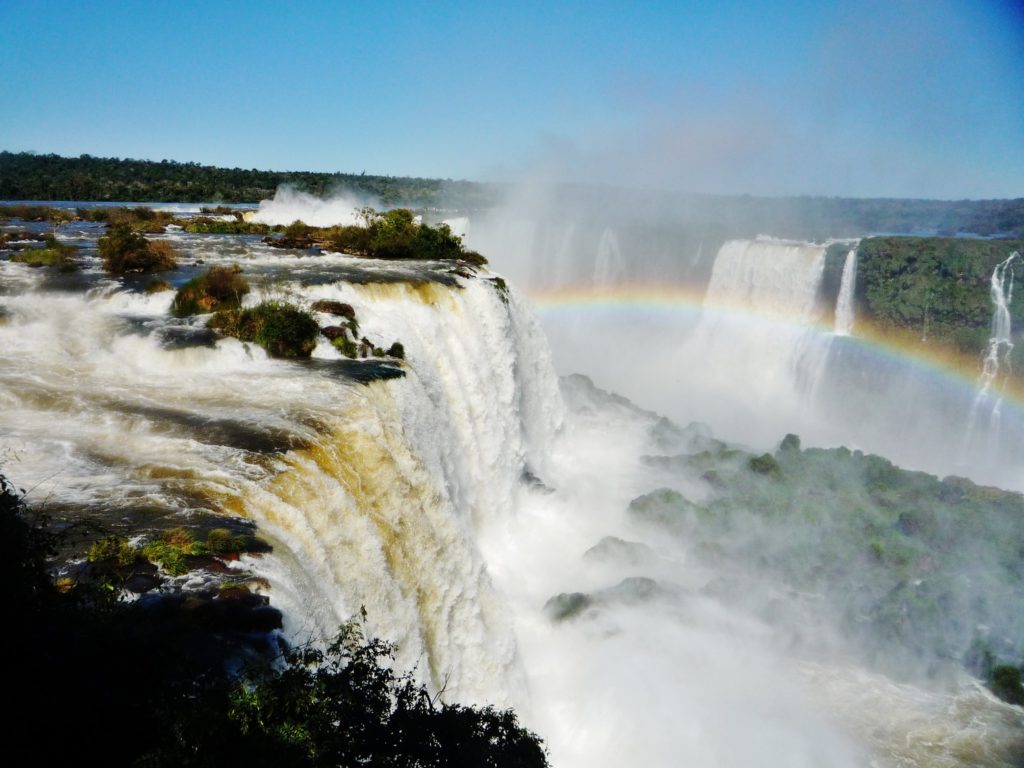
991;665;1024;705
387;342;405;359
154;619;550;767
182;217;272;235
171;265;250;316
145;279;173;293
87;535;138;568
81;206;174;232
209;302;320;359
748;453;781;476
142;527;207;576
99;225;178;274
10;236;80;270
0;204;75;223
206;527;249;554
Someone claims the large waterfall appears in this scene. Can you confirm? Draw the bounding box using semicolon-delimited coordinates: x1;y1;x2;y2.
4;215;1024;767
0;235;560;707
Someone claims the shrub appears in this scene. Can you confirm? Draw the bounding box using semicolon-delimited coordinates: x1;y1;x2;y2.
748;453;781;476
99;225;178;274
87;536;138;568
171;264;250;316
182;217;272;235
991;665;1024;705
144;279;173;293
209;302;320;359
10;237;80;270
0;205;75;223
387;342;405;359
206;528;249;554
332;335;358;357
142;527;207;576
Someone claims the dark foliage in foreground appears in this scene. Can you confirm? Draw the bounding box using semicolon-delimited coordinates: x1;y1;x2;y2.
1;475;547;767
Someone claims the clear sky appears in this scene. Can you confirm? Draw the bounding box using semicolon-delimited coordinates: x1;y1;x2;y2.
2;0;1022;198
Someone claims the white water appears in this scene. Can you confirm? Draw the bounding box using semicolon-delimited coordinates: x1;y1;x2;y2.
251;186;369;227
834;247;858;336
4;219;1024;766
964;252;1021;454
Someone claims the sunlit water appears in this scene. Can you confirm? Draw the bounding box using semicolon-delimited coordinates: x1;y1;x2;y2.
1;217;1022;766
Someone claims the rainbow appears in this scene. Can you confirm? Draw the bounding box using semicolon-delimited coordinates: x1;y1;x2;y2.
528;282;1024;412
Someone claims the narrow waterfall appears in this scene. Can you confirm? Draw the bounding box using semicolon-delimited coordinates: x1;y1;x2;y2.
834;247;858;336
964;251;1021;451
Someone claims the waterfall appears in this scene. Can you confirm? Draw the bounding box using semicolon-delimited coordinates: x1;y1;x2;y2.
593;227;624;286
834;247;858;336
964;251;1020;452
0;247;562;709
674;238;832;443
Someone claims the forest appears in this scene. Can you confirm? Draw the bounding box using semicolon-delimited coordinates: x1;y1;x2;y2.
2;151;1022;238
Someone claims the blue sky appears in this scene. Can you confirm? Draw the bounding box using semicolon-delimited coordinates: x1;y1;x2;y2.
2;0;1021;198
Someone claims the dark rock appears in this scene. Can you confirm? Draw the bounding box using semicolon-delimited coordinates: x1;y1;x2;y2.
311;300;356;319
321;325;349;341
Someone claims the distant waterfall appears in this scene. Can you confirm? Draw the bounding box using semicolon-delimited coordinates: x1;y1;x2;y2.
964;252;1020;449
701;238;830;398
673;239;832;443
834;248;858;336
593;228;625;286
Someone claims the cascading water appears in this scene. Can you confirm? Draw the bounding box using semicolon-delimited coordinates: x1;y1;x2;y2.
668;238;834;444
834;247;858;336
964;252;1020;453
4;210;1024;767
0;231;561;708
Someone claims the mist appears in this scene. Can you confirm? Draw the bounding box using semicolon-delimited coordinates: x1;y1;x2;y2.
251;185;375;227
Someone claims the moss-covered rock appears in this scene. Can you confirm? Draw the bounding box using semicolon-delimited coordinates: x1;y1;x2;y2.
209;301;320;359
171;265;250;316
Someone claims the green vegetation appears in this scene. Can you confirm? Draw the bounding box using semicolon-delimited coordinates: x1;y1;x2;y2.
87;535;139;568
145;279;173;293
991;665;1024;705
9;235;80;270
627;434;1024;693
182;216;273;235
263;207;488;263
856;237;1024;364
748;453;781;476
98;225;179;274
2;474;547;766
142;527;209;576
172;264;250;316
209;301;321;358
0;150;496;208
0;203;75;222
206;527;250;555
78;205;176;232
